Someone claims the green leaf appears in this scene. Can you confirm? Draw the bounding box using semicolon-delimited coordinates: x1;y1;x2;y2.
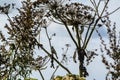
24;78;38;80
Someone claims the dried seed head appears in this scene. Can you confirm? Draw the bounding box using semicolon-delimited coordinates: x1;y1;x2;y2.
49;2;95;26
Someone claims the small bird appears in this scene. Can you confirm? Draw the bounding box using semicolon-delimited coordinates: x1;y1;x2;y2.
51;46;58;59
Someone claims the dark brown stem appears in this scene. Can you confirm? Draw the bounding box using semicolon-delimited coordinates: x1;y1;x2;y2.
38;69;45;80
39;44;71;74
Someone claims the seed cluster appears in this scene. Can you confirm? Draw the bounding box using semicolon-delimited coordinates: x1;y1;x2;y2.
50;2;94;25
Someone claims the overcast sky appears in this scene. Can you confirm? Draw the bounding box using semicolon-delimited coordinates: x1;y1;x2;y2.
0;0;120;80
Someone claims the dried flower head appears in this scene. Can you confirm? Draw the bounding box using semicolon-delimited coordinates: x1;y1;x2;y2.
49;2;94;26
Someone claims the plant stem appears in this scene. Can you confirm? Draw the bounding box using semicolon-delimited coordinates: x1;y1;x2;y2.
38;69;45;80
39;44;71;74
53;9;78;49
64;23;79;48
84;0;109;49
84;18;100;49
79;62;83;77
83;18;95;49
50;66;59;80
75;25;81;48
45;27;53;54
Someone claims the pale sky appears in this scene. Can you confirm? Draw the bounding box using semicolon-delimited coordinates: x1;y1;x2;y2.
0;0;120;80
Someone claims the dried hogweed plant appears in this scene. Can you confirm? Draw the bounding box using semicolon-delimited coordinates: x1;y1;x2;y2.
0;0;120;80
97;19;120;80
0;0;49;80
0;0;71;80
47;0;95;77
46;0;120;78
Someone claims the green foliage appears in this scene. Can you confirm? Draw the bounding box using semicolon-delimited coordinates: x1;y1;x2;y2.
24;78;38;80
53;74;86;80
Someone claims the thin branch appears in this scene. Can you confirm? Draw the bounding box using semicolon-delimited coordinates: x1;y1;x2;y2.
93;0;97;7
75;25;81;48
45;27;52;50
95;0;102;17
48;17;64;25
89;0;96;8
83;0;110;49
102;6;120;18
52;8;79;48
84;18;100;49
50;66;59;80
100;0;109;17
64;22;79;48
83;14;95;49
38;69;45;80
38;43;71;74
